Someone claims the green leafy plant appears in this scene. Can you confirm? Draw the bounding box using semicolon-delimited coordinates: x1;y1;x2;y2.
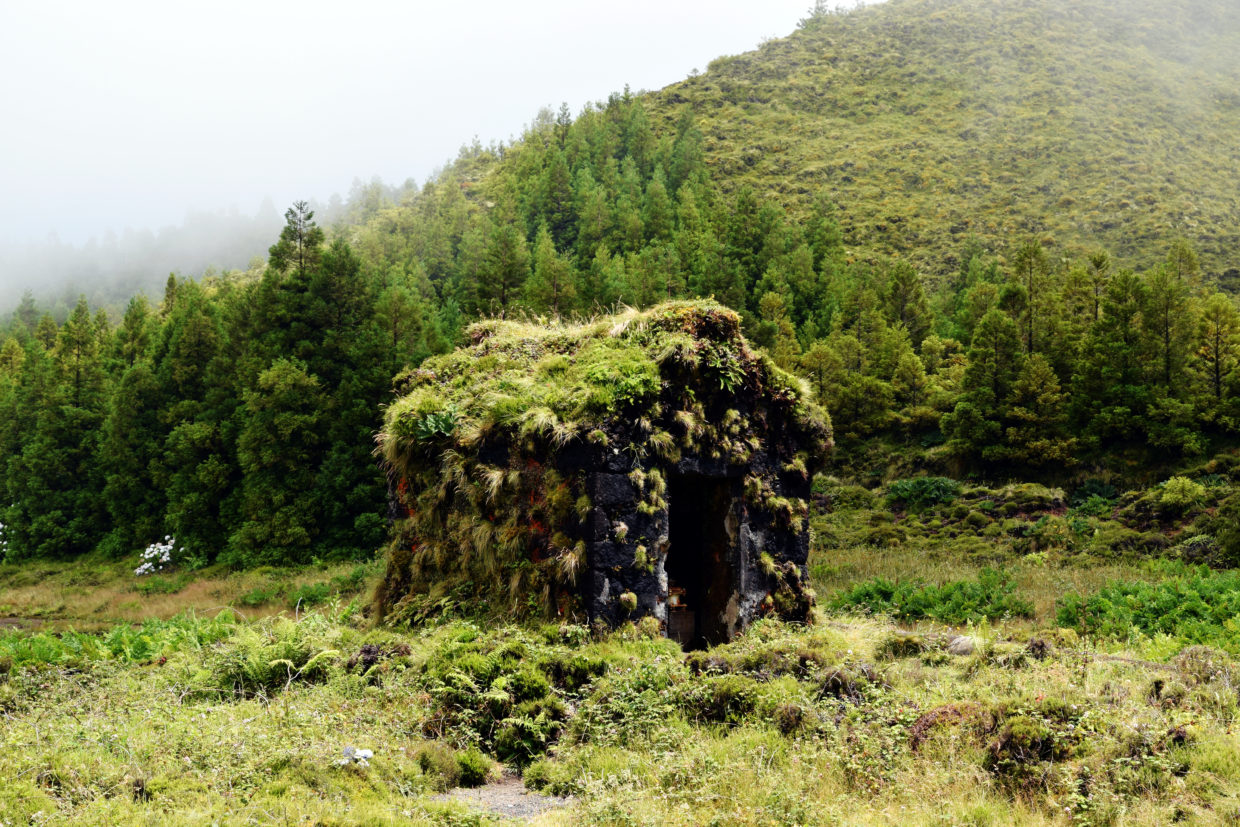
886;477;961;511
829;568;1033;624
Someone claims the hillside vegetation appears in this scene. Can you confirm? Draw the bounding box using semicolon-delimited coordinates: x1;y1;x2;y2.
651;0;1240;279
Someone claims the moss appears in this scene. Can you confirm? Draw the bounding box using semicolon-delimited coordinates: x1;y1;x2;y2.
376;301;831;624
876;632;927;660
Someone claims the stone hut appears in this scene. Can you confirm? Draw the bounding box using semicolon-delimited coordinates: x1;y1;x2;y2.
375;301;832;648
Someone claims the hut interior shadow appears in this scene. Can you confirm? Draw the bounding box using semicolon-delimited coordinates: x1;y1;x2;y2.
665;474;737;650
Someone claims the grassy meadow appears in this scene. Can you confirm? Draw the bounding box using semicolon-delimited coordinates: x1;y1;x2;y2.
7;474;1240;824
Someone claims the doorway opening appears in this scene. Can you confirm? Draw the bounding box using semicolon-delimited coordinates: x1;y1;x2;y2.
665;475;736;650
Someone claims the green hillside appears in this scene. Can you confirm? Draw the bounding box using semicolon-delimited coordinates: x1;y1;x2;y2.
646;0;1240;279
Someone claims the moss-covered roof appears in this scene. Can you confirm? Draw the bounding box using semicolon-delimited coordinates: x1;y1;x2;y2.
379;300;831;476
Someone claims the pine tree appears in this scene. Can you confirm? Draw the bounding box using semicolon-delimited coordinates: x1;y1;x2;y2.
5;299;107;559
943;309;1024;459
1143;263;1195;395
1071;269;1149;441
883;261;931;348
540;148;576;248
1197;291;1240;403
228;359;325;566
99;361;166;555
757;292;801;370
642;165;674;242
526;224;578;316
267;201;325;276
1003;354;1075;466
892;351;929;407
479;221;530;318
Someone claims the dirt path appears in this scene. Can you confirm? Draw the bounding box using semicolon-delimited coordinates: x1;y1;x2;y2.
435;774;572;822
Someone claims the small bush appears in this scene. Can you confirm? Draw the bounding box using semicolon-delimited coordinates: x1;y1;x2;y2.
1001;483;1065;511
288;582;332;609
1071;479;1118;507
963;510;990;529
986;714;1068;785
1174;534;1224;567
887;477;961;511
455;748;492;787
1159;476;1207;515
192;616;338;699
774;702;809;734
828;569;1033;624
416;743;461;791
1072;494;1114;518
817;666;878;702
679;675;758;724
134;573;193;595
238;583;283;607
537;652;608;691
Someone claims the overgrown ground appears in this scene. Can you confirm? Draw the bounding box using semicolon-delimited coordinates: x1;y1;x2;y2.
8;474;1240;824
0;560;377;632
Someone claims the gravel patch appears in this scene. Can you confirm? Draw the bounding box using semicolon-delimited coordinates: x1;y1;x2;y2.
435;774;571;821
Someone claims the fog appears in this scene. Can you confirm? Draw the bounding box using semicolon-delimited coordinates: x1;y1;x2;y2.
0;0;861;311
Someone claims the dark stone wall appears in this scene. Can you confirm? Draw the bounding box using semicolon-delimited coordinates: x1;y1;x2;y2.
568;444;813;642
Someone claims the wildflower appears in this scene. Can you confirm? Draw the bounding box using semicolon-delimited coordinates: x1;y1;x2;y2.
339;746;374;767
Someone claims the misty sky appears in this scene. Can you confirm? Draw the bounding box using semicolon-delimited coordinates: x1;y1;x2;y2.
0;0;860;247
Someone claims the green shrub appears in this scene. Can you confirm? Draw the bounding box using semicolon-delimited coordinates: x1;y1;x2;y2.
238;583;283;607
416;743;461;791
134;573;193;595
774;702;809;734
887;477;961;511
963;510;990;529
568;657;685;746
495;698;567;766
814;478;877;509
0;612;237;670
1159;476;1207;515
865;525;906;546
985;713;1071;791
1071;494;1114;518
522;758;582;796
1071;479;1118;507
455;748;492;787
828;569;1033;624
1173;534;1224;567
1056;570;1240;651
192;615;339;699
288;582;332;609
677;675;759;724
537;652;608;691
1001;483;1065;512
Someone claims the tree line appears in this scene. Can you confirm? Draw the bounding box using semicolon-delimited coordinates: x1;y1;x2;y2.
3;93;1237;565
0;203;389;566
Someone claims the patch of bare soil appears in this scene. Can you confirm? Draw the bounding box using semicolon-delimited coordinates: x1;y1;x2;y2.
435;774;571;822
0;617;43;631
